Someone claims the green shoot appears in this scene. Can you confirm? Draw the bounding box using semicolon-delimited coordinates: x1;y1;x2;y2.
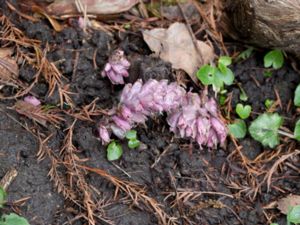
197;56;234;94
125;130;140;149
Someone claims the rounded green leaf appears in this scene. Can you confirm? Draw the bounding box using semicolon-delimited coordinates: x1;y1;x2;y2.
287;205;300;224
196;65;216;85
294;119;300;141
218;56;232;67
249;113;283;148
216;67;234;85
228;120;247;139
0;187;6;208
0;213;30;225
125;130;137;140
294;84;300;107
236;103;252;119
128;139;140;149
107;141;123;161
264;50;284;69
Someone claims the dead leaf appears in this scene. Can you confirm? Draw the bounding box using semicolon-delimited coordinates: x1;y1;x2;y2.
142;22;214;84
277;195;300;214
0;48;19;81
47;0;139;15
32;5;63;32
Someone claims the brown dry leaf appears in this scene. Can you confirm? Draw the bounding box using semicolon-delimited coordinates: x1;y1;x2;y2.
0;48;19;81
32;5;63;32
142;22;214;84
47;0;139;15
277;195;300;214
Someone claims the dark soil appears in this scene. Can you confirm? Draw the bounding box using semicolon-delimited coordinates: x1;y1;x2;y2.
0;2;299;225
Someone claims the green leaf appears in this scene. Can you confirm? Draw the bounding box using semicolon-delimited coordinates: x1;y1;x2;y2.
237;47;254;60
249;113;283;148
125;130;137;140
265;99;274;109
216;68;234;85
128;139;140;149
0;213;30;225
228;120;247;139
218;56;232;75
293;119;300;141
196;65;216;85
0;187;6;208
264;50;284;69
218;56;232;67
107;141;123;161
287;205;300;224
270;223;279;225
236;103;252;119
294;84;300;107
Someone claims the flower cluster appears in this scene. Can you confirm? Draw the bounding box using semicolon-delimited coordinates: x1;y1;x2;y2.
167;93;227;148
98;79;227;148
101;50;130;84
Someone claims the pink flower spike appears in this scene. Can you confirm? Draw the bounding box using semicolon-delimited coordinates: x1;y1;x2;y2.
101;50;130;85
210;117;227;144
24;96;41;106
112;116;131;131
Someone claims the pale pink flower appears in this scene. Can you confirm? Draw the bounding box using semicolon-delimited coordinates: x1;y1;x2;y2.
24;96;41;106
101;50;130;84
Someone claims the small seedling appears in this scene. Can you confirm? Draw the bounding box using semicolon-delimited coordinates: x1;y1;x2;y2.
125;130;140;149
294;84;300;107
236;103;252;119
107;141;123;161
265;99;274;109
287;205;300;224
237;47;254;61
228;119;247;139
197;56;234;93
264;49;284;70
0;213;30;225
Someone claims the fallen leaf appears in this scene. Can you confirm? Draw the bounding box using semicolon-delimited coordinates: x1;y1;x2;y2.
47;0;139;15
32;5;63;32
142;22;214;84
277;195;300;214
0;48;19;81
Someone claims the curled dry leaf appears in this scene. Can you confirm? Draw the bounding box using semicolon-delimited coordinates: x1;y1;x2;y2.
0;48;19;82
47;0;139;15
142;22;214;84
277;195;300;214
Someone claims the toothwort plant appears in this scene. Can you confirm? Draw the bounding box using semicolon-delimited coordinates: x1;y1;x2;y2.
101;50;130;84
98;79;227;148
